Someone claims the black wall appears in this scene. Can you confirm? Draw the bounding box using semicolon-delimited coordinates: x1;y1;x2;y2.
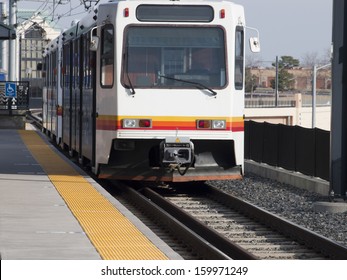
245;121;330;181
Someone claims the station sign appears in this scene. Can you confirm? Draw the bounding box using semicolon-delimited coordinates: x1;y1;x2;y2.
5;82;17;98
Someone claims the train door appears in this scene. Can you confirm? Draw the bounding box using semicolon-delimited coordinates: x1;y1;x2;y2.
81;32;96;165
93;23;115;172
47;53;53;134
62;42;72;150
75;37;83;156
42;54;49;131
51;50;57;138
56;45;63;145
71;39;80;154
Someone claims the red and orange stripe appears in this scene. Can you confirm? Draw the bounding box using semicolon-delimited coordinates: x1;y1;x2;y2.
96;115;244;132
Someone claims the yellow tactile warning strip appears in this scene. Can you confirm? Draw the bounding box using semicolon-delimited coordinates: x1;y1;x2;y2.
18;130;168;260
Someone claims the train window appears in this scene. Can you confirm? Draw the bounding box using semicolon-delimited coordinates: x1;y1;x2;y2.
62;44;71;89
44;56;49;86
83;35;90;89
73;41;80;88
235;26;244;90
52;51;57;87
122;26;226;89
100;24;114;87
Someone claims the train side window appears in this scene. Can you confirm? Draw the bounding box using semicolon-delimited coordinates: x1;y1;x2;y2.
44;56;49;86
63;44;71;88
52;51;57;87
235;26;244;90
100;24;114;87
73;41;80;88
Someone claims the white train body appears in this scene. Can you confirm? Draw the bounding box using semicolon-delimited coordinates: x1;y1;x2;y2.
43;0;249;182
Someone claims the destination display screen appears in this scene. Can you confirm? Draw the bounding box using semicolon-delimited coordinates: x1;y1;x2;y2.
136;5;214;22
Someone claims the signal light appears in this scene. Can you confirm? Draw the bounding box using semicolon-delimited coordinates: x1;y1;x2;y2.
197;119;226;130
124;8;129;17
56;105;63;116
197;120;211;129
220;9;225;19
139;119;151;128
122;118;152;128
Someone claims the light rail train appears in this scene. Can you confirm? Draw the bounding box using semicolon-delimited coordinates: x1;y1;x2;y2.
42;0;259;182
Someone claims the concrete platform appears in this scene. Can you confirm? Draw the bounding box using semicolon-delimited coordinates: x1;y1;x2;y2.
0;129;181;260
244;160;347;213
0;129;101;259
245;160;330;196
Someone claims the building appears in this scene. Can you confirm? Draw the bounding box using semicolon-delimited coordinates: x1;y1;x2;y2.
0;2;61;107
16;10;60;107
248;67;331;93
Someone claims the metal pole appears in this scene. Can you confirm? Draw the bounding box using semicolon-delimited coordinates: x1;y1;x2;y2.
331;0;346;198
312;63;330;129
275;56;279;107
0;2;6;71
8;0;17;81
312;65;317;128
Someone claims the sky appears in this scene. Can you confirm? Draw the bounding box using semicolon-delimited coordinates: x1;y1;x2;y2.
13;0;333;65
232;0;333;64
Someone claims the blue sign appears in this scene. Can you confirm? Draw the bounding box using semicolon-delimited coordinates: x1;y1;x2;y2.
5;82;16;98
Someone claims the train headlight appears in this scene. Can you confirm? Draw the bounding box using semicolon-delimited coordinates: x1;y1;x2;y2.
212;120;226;129
197;119;226;129
122;118;152;128
123;119;137;128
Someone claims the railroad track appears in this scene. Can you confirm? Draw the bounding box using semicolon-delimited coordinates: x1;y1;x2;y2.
26;110;42;130
27;113;347;259
107;182;231;260
115;182;347;260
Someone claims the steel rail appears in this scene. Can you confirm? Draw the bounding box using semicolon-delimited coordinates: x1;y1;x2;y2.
116;183;233;260
141;187;258;260
206;185;347;259
26;110;42;130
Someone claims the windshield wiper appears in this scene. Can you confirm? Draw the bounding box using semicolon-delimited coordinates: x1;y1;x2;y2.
126;71;136;95
124;48;135;95
159;75;217;96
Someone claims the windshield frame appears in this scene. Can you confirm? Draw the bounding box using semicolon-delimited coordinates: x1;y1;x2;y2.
121;24;228;90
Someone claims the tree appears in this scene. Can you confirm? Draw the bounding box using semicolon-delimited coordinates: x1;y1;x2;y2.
245;68;258;93
272;55;300;69
301;51;319;68
270;56;298;91
245;54;263;68
319;47;332;65
270;68;295;91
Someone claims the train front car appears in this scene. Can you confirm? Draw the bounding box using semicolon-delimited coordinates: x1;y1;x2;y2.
95;0;246;182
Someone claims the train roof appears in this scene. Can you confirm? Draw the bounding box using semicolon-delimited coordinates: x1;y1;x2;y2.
43;0;245;54
76;6;98;36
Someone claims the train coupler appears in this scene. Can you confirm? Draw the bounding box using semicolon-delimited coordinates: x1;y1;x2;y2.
160;137;194;175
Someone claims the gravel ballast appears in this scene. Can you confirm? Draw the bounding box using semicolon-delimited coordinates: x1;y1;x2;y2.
209;173;347;247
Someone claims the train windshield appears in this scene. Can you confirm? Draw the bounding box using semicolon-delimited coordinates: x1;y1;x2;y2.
122;26;226;89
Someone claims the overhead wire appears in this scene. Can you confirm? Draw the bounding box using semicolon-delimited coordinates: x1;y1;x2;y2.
51;4;87;28
17;0;94;30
